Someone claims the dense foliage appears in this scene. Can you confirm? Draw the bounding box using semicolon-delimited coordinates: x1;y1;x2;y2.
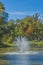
0;2;43;45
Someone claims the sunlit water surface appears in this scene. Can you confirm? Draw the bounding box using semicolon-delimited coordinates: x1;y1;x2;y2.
0;36;43;65
0;48;43;65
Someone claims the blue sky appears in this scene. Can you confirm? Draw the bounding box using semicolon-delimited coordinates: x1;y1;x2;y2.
0;0;43;20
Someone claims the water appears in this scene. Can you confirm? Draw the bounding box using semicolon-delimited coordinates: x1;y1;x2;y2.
0;52;43;65
0;37;43;65
15;36;29;52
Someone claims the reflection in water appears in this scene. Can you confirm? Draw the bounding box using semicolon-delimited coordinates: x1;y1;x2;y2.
0;48;43;65
0;54;43;65
0;55;9;65
0;47;18;54
0;60;9;65
0;55;29;65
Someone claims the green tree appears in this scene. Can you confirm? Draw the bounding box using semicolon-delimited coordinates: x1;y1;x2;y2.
0;2;8;44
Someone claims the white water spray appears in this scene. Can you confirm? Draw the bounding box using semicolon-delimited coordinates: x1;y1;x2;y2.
4;36;39;55
15;36;29;52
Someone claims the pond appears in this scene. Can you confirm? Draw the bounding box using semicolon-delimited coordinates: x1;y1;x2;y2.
0;48;43;65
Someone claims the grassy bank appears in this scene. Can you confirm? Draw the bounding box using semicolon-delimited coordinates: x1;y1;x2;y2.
29;40;43;51
3;40;43;48
29;40;43;47
0;40;43;51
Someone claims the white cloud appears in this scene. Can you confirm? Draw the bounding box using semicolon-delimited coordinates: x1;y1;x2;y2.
8;11;43;18
8;12;27;15
8;11;34;15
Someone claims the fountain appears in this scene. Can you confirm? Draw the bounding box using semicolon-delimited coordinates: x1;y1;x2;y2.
15;36;29;53
4;36;39;55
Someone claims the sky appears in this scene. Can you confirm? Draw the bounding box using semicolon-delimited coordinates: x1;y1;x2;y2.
0;0;43;20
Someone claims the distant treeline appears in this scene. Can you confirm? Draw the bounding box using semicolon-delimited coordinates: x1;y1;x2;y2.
0;2;43;44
